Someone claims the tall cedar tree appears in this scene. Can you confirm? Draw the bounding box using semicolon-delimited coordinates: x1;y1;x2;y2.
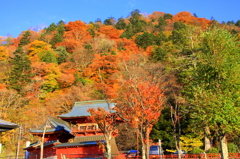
9;31;32;92
9;47;32;92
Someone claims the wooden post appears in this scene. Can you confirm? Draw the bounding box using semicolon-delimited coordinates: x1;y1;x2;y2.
40;120;48;159
16;126;22;159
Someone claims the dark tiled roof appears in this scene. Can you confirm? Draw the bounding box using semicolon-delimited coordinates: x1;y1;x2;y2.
30;116;70;133
53;140;103;148
54;135;118;155
24;140;60;150
58;100;115;118
53;136;105;148
73;135;105;142
0;119;18;132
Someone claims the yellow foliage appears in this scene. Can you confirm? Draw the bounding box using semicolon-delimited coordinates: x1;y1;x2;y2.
180;136;203;153
27;40;57;62
1;129;17;144
0;46;9;61
40;63;61;95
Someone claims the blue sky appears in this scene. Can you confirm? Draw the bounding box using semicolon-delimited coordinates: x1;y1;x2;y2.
1;0;240;37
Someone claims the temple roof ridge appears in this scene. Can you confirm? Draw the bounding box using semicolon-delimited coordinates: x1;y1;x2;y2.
58;100;115;118
30;116;70;133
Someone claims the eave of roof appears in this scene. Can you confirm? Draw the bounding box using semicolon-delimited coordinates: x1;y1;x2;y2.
0;119;18;132
30;129;64;134
24;140;60;150
30;116;70;134
53;140;104;148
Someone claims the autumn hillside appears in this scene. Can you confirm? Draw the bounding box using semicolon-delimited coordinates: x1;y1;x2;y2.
0;10;240;155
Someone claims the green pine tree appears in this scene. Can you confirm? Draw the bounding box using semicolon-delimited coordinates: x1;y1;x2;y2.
9;47;32;92
19;30;31;47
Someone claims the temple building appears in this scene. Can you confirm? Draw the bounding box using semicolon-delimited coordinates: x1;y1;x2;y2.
24;100;120;159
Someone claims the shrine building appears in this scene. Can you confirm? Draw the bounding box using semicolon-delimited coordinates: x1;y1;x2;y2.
24;100;120;159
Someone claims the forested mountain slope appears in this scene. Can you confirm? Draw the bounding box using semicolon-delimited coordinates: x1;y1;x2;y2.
0;10;239;155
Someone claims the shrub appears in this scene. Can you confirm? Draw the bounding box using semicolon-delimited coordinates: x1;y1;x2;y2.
207;147;219;153
190;148;204;154
227;143;238;153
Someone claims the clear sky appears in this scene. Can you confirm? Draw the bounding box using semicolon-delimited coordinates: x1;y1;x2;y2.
1;0;240;37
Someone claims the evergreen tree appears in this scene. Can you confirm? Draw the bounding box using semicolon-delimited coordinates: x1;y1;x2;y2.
45;23;57;33
104;17;116;26
9;47;32;92
152;47;167;61
235;20;240;27
163;13;173;20
19;30;31;47
41;50;58;64
154;32;167;45
120;23;134;39
150;108;175;150
135;32;155;49
50;33;64;47
115;18;127;30
129;9;145;34
57;20;65;35
49;21;65;46
55;46;69;64
156;17;167;31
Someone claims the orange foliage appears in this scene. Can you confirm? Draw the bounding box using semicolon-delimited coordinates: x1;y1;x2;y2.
88;106;120;137
11;37;21;48
173;11;211;29
114;79;165;157
118;38;140;52
84;54;119;85
57;20;92;52
31;61;49;77
29;30;40;42
116;80;164;128
0;83;6;89
44;85;94;115
58;72;76;88
173;11;193;23
59;73;75;86
97;25;124;39
147;11;165;21
56;40;78;53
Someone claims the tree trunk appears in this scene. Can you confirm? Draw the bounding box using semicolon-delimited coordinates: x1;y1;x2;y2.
146;128;150;159
140;130;146;159
204;135;212;152
142;143;146;159
220;135;228;159
170;101;182;159
16;126;22;159
204;126;212;152
105;136;112;159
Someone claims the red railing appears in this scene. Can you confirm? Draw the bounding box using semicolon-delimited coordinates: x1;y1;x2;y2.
2;153;240;159
71;128;102;133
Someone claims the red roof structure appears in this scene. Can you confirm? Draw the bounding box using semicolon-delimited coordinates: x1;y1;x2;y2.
24;100;120;159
